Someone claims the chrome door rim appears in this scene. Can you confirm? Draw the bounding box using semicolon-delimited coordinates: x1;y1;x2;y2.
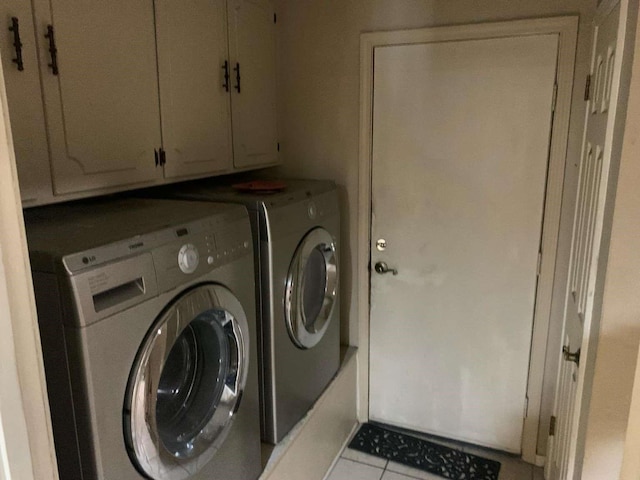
124;284;249;480
285;227;338;349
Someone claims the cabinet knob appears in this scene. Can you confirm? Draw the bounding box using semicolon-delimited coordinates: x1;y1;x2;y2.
9;17;24;71
44;25;59;75
222;61;230;92
234;62;241;93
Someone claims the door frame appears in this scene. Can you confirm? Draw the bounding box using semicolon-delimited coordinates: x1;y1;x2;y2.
357;16;578;464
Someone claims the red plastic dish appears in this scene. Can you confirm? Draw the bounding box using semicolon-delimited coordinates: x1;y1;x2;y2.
232;180;287;193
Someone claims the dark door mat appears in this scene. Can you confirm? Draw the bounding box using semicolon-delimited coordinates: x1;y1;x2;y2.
348;423;501;480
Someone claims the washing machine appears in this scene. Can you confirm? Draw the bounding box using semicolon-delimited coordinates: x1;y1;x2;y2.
157;179;341;444
24;198;262;480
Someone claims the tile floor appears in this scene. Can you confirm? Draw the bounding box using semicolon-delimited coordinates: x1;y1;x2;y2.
326;430;544;480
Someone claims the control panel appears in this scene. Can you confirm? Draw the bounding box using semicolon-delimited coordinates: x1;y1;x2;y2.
152;217;252;294
64;208;253;316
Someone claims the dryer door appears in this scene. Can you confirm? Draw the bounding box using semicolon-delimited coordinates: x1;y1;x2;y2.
124;284;249;480
285;227;338;349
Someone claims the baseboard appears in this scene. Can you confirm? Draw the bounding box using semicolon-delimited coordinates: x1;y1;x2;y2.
321;422;360;480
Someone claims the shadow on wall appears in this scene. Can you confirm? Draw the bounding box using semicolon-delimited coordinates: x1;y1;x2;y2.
336;183;353;346
581;323;640;479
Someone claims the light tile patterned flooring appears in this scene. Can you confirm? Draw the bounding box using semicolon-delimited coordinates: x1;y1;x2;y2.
326;429;544;480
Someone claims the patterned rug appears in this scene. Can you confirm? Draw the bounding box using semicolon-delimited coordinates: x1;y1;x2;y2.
348;423;501;480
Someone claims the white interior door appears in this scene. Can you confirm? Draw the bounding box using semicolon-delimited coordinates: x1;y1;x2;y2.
546;3;622;479
369;34;559;453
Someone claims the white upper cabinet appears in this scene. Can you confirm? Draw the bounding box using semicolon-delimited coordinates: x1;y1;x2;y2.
3;0;278;205
33;0;163;195
0;0;53;205
155;0;233;179
228;0;278;169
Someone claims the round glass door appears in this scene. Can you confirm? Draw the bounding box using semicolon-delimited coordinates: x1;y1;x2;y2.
124;284;249;480
285;227;338;349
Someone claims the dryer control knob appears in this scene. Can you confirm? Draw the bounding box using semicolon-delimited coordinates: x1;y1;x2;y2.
307;201;317;219
178;244;199;274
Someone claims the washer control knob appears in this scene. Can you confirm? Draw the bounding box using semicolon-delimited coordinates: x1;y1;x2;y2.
178;244;199;274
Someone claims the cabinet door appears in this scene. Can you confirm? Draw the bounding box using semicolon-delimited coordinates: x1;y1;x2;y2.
33;0;162;195
228;0;278;169
0;2;53;205
155;0;232;179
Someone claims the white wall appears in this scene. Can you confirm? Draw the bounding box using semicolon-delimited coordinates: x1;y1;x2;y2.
581;4;640;477
274;0;595;456
620;345;640;479
0;50;58;479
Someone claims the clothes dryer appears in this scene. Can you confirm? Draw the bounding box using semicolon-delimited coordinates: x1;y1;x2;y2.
158;180;341;444
24;198;262;480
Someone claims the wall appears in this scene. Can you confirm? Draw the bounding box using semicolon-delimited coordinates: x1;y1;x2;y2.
581;3;640;477
274;0;595;456
620;345;640;479
0;49;59;479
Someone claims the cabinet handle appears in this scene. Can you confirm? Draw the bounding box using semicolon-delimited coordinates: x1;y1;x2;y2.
9;17;24;71
222;60;230;92
234;62;241;93
44;25;58;75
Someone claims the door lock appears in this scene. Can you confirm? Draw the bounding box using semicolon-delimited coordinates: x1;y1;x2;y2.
562;345;580;366
374;261;398;275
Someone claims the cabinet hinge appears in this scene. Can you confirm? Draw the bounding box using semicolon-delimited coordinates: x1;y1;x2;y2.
154;148;159;167
551;82;558;112
524;396;529;418
277;142;280;152
536;251;542;277
584;74;591;101
549;415;557;436
274;13;277;23
159;148;166;166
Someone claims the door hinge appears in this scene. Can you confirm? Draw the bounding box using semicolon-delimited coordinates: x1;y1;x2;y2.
549;415;557;436
584;74;592;101
274;12;277;23
551;82;558;112
154;148;159;167
277;142;280;152
524;396;529;418
159;148;166;166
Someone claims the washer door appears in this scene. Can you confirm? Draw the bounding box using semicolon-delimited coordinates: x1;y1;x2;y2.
285;227;338;349
124;284;249;480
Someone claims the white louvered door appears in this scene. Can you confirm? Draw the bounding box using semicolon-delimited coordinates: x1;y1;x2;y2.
546;3;622;479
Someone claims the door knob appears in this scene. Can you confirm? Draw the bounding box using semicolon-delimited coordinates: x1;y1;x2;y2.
374;261;398;275
562;345;580;366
